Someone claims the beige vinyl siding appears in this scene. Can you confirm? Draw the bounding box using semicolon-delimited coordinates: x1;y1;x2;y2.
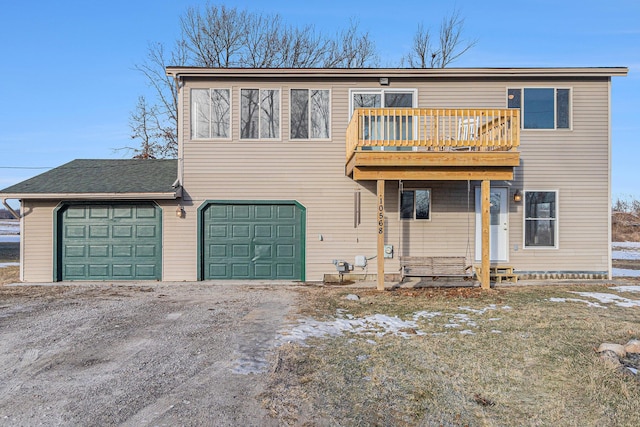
157;200;197;281
173;75;612;281
508;80;610;272
21;200;56;282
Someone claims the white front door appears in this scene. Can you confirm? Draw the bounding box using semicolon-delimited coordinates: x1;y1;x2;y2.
475;187;509;262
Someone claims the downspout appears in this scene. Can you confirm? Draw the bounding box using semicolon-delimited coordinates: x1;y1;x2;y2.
2;199;21;219
171;72;184;190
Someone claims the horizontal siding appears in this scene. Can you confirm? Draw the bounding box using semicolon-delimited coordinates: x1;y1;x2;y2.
21;200;56;282
173;76;612;280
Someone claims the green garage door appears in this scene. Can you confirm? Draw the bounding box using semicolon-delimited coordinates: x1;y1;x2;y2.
58;203;162;281
202;202;305;280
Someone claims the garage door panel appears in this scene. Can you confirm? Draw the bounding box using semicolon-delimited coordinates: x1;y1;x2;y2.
254;225;272;237
203;202;303;280
209;264;227;277
65;264;85;277
113;225;133;238
113;245;133;257
60;204;161;281
89;225;109;238
232;244;250;257
89;264;109;277
232;205;250;219
66;207;87;218
89;207;109;218
113;265;133;277
209;225;227;238
276;264;295;278
136;265;157;277
136;245;156;257
113;207;134;218
231;263;250;278
89;245;108;257
65;245;86;257
65;225;86;238
254;264;272;277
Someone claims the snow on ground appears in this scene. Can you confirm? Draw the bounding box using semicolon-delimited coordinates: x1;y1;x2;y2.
0;220;19;235
613;268;640;277
612;242;640;249
276;305;513;345
549;286;640;308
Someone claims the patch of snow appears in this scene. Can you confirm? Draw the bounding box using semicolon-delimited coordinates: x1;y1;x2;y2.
458;304;498;315
610;285;640;293
0;262;19;268
571;291;640;308
278;305;512;345
548;297;605;308
612;242;640;249
612;268;640;277
612;250;640;260
491;330;502;334
460;330;475;335
413;311;442;320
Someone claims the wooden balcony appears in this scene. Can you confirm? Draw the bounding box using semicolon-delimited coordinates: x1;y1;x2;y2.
346;108;520;181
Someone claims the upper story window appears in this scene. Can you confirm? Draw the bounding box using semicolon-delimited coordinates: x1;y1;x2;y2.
400;189;431;220
350;89;417;141
524;190;558;248
508;88;571;130
290;89;330;139
350;89;415;113
191;89;231;139
241;89;280;139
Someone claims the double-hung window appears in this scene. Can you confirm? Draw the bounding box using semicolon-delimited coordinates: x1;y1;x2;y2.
508;88;571;129
191;88;231;139
400;189;431;220
290;89;330;139
524;191;558;248
240;89;280;139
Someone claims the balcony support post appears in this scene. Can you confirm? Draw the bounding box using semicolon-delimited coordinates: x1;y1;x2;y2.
481;179;491;290
376;179;385;291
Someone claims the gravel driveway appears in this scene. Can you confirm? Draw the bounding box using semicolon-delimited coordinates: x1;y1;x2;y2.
0;282;297;426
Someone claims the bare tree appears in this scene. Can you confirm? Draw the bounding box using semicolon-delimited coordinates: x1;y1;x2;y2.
402;9;476;68
128;4;474;158
325;19;379;68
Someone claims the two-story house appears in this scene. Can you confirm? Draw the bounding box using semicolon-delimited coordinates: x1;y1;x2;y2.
0;67;627;288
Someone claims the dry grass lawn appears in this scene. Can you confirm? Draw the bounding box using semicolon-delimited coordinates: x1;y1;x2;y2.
263;285;640;426
0;266;18;285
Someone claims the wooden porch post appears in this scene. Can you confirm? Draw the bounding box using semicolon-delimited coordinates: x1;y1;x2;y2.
481;180;491;290
377;179;385;291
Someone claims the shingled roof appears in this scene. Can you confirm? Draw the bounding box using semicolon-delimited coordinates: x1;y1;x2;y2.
0;159;180;200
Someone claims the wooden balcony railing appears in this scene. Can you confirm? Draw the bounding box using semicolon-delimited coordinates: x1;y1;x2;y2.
346;108;520;161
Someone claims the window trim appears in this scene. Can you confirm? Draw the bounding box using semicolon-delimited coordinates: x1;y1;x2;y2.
239;87;282;141
399;187;432;221
190;88;232;141
507;87;573;131
523;189;559;250
289;88;332;141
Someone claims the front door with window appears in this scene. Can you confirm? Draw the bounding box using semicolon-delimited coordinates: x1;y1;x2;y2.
475;187;509;262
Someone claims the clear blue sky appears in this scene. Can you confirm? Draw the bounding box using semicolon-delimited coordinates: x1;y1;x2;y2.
0;0;637;203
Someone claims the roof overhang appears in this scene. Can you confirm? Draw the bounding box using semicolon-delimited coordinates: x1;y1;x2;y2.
0;189;182;201
167;66;629;79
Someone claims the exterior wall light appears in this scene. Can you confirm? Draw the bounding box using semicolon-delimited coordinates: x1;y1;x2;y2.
513;190;522;203
379;77;389;85
176;205;185;218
